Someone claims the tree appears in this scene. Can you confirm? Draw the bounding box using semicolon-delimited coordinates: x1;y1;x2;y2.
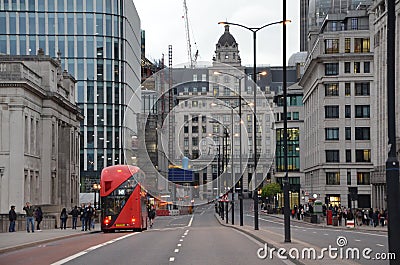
261;183;282;199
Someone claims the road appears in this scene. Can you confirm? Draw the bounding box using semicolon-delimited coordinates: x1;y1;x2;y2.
0;204;290;265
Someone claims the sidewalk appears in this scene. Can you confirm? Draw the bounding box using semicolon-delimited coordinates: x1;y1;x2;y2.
0;226;100;254
260;211;388;232
215;210;387;265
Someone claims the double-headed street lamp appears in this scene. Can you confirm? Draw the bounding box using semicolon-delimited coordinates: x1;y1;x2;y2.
218;19;290;231
213;70;260;227
213;71;245;226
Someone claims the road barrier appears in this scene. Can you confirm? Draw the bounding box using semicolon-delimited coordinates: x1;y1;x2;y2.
346;219;355;228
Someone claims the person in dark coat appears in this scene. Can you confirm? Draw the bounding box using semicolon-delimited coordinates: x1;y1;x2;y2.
35;207;43;231
84;203;94;231
148;205;156;228
60;208;68;229
80;203;86;231
23;202;35;233
9;205;17;232
69;206;80;229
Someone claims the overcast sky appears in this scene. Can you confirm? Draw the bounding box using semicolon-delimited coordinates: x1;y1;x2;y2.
134;0;300;67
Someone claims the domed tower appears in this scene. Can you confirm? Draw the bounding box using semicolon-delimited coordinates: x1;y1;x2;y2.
213;25;241;67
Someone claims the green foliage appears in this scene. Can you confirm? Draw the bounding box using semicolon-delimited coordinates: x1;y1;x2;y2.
261;183;282;198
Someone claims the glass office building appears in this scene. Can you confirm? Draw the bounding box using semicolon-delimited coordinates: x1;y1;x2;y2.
0;0;142;191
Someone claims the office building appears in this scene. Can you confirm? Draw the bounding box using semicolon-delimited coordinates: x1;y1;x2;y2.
0;0;142;192
300;2;374;208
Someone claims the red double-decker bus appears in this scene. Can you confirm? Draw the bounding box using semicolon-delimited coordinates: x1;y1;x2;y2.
100;165;148;232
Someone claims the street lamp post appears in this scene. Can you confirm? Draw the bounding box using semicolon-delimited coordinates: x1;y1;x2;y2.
386;0;400;261
219;19;290;230
282;0;291;243
213;71;247;226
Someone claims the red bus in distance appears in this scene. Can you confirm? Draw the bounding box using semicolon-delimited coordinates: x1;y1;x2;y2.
100;165;148;232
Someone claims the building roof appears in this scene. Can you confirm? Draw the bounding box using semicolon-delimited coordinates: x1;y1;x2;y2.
217;25;237;46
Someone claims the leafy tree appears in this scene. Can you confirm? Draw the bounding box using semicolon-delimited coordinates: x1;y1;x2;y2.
261;183;282;199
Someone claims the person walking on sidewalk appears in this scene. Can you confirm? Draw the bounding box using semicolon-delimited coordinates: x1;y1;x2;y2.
60;208;68;229
80;203;86;231
69;206;79;229
35;207;43;231
84;203;94;231
8;205;17;232
23;202;35;233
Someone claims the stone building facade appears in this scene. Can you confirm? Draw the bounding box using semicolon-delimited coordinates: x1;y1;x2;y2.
0;53;82;214
300;4;374;208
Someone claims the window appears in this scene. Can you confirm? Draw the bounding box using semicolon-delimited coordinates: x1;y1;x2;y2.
355;127;370;140
362;38;370;52
346;150;352;162
345;105;351;118
345;127;351;140
347;171;351;185
326;172;340;185
325;39;339;53
293;112;299;120
325;63;339;76
351;18;358;30
355;38;370;53
354;38;362;53
356;149;371;162
354;62;360;73
184;137;189;146
344;62;351;73
326;150;340;163
192;101;198;107
325;106;339;118
213;86;219;96
355;83;370;95
345;83;351;96
364;62;370;73
357;172;370;185
325;83;339;96
345;38;351;53
184;126;188;133
355;105;370;118
325;128;339;140
192;137;198;146
213;125;219;133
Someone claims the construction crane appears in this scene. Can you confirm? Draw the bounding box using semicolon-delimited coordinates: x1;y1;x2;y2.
183;0;198;68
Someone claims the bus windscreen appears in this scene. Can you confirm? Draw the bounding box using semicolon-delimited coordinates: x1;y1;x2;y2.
103;175;138;216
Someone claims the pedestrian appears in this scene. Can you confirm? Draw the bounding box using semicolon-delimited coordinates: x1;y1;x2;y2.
84;202;94;231
379;210;385;227
80;203;86;231
23;202;35;233
69;206;79;229
60;208;68;229
373;209;379;227
338;208;342;226
148;205;156;228
35;206;43;231
8;205;17;232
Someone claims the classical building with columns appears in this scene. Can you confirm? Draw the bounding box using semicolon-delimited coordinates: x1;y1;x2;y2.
0;52;82;214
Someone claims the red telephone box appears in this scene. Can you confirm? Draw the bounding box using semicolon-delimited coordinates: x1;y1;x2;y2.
326;210;333;225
